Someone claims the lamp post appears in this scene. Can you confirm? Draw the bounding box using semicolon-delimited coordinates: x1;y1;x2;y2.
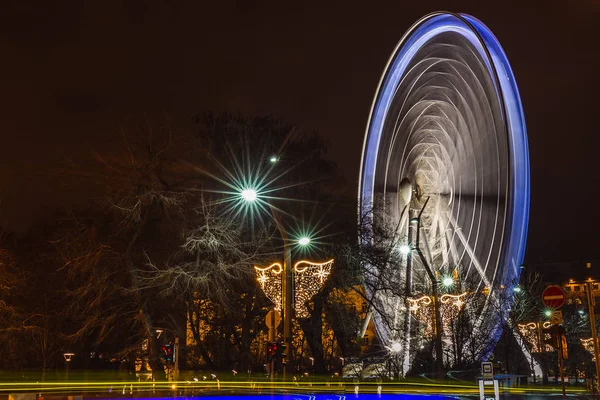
241;187;312;380
409;197;444;378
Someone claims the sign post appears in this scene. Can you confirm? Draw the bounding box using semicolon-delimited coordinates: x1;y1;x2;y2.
585;281;600;393
265;309;281;341
479;362;499;400
542;285;566;309
542;286;567;398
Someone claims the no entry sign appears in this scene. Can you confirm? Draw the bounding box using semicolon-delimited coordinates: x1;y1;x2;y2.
542;285;566;309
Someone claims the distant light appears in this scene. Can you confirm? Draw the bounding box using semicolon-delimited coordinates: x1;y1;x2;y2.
270;156;279;163
391;342;402;353
519;264;525;269
399;244;411;255
513;286;522;293
298;237;311;246
442;277;454;287
241;189;257;202
544;309;552;318
578;309;585;315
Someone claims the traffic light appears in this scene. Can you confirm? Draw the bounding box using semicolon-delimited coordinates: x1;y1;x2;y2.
274;341;287;372
161;343;173;362
267;342;276;362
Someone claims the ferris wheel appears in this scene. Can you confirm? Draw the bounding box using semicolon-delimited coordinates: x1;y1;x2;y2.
358;12;529;370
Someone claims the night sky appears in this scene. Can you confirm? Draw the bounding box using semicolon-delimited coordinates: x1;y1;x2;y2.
0;1;598;265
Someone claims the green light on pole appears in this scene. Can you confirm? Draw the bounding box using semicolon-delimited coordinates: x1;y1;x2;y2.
241;188;257;202
399;244;411;255
442;276;454;288
544;309;553;318
269;156;278;163
298;237;310;246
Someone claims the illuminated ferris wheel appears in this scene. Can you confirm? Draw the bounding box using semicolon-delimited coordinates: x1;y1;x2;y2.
358;12;529;370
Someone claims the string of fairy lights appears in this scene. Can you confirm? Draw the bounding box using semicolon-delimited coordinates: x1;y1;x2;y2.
407;292;468;339
254;259;334;318
517;321;553;353
581;338;596;361
294;259;334;318
254;262;283;311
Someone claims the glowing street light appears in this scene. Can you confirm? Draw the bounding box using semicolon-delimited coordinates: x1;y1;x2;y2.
399;244;411;255
442;276;454;288
544;309;553;318
241;188;257;202
269;156;279;163
513;286;522;293
298;236;311;246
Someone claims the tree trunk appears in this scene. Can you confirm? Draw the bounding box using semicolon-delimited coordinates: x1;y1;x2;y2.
299;296;326;373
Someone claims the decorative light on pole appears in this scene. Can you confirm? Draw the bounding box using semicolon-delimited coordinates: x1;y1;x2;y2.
254;259;334;318
242;187;332;379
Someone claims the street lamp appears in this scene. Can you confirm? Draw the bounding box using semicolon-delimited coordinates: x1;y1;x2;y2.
442;276;454;288
298;236;310;246
240;189;299;379
407;197;444;378
389;342;402;379
241;188;258;202
399;244;411;255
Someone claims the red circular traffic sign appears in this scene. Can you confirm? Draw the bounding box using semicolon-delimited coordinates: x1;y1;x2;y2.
542;285;566;309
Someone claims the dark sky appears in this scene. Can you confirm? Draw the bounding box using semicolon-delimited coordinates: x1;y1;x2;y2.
0;1;599;264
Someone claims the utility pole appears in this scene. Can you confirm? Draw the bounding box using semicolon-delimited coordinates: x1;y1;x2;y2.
270;207;293;380
585;281;600;392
